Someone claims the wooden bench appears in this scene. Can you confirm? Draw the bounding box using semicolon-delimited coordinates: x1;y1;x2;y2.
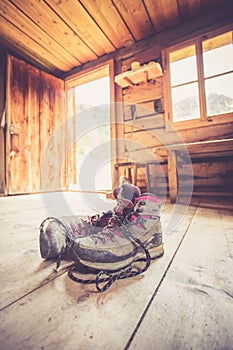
114;139;233;203
153;138;233;203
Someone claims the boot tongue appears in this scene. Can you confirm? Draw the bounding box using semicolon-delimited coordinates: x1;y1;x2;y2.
113;184;141;216
114;197;134;215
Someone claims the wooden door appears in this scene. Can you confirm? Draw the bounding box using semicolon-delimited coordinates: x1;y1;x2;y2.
6;56;40;194
6;55;65;194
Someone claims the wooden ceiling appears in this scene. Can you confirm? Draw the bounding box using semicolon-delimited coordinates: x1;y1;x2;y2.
0;0;230;77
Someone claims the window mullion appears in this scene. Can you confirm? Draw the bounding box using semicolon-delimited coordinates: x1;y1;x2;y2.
172;79;198;89
196;39;206;120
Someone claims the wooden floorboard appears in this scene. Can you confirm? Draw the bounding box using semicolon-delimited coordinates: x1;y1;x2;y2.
0;192;114;309
0;194;232;350
128;198;233;350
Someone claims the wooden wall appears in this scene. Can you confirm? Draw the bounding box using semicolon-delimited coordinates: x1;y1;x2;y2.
1;6;232;197
114;15;233;198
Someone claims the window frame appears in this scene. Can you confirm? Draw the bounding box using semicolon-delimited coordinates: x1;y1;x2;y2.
163;26;233;130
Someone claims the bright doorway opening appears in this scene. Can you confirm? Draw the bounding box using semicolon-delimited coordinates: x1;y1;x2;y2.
66;63;113;192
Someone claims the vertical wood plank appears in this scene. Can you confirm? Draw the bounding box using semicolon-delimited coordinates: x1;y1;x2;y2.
65;87;77;187
167;150;178;203
7;55;25;193
27;64;41;192
109;59;117;189
39;70;65;192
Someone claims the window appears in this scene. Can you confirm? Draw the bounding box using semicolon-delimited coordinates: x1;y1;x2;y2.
166;30;233;124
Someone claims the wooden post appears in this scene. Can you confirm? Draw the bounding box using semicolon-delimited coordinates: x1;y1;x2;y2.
145;164;150;192
167;150;178;203
132;163;138;186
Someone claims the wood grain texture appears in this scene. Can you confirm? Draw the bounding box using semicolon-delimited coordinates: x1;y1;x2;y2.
7;56;40;194
0;192;114;309
123;78;163;104
167;150;178;203
0;193;200;350
39;70;65;192
80;0;134;48
113;0;154;41
65;88;77;186
159;0;180;27
12;0;97;64
0;0;80;70
46;0;115;55
144;0;167;31
6;56;65;194
1;0;232;75
0;51;6;194
128;200;233;350
119;49;233;196
0;8;70;73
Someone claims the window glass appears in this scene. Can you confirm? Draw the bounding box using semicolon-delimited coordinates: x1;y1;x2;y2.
172;82;200;122
202;31;233;78
205;73;233;116
169;45;197;86
167;30;233;123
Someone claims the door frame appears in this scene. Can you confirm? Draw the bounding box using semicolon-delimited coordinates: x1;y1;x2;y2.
64;59;116;190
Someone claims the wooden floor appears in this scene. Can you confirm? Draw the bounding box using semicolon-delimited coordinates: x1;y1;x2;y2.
0;192;233;350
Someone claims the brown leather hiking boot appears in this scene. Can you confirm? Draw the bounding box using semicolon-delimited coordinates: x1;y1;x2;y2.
39;184;141;261
67;193;164;271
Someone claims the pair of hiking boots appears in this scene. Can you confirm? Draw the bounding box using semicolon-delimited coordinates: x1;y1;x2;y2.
39;184;164;290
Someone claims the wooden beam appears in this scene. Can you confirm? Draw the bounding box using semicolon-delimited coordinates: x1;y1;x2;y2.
123;77;163;104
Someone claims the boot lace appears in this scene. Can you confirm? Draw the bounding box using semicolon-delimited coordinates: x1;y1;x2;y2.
68;213;152;292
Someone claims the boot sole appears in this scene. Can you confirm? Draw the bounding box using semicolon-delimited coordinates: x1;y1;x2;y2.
135;244;164;262
78;244;164;271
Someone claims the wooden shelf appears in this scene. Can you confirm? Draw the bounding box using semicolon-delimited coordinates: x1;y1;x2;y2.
115;62;163;88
